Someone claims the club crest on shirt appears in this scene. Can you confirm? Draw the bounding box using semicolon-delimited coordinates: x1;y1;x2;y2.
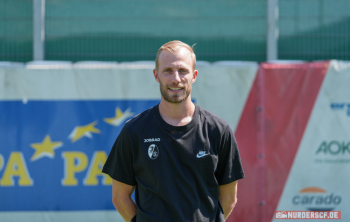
148;144;159;160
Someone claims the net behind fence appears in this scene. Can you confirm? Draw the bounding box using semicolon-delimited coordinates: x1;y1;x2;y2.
0;0;33;62
45;0;266;62
279;0;350;61
0;0;349;62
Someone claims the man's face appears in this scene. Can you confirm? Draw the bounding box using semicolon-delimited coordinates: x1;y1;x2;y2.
153;47;197;104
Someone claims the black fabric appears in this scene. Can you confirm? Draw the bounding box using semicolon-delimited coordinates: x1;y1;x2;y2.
103;104;244;222
131;215;137;222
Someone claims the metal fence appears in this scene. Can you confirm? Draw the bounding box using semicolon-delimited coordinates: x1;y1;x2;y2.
279;0;350;61
0;0;349;62
0;0;33;62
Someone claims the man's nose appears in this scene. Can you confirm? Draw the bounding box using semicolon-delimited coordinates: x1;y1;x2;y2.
172;70;181;83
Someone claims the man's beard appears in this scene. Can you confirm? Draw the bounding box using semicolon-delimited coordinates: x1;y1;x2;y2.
159;80;192;104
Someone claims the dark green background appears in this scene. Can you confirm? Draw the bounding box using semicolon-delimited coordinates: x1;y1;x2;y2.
1;0;349;62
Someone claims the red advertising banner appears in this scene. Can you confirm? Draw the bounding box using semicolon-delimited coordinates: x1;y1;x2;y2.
231;61;329;222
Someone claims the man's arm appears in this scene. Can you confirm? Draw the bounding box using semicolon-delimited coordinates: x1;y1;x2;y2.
112;179;137;222
219;180;238;220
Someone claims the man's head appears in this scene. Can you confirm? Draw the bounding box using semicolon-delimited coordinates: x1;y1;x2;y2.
155;40;196;72
153;41;198;104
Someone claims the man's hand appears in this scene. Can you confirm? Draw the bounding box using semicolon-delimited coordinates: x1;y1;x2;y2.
219;180;238;220
112;179;137;222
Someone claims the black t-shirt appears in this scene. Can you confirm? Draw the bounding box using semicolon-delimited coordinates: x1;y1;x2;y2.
103;104;244;222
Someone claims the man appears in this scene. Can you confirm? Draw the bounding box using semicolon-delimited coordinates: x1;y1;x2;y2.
102;40;244;222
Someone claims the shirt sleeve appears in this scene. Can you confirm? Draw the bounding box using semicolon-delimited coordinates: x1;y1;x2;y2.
215;125;245;185
102;125;137;186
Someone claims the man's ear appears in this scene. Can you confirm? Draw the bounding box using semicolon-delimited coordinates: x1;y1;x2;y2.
191;70;198;83
153;69;160;83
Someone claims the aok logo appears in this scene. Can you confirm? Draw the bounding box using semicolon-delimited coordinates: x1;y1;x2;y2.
292;187;341;211
330;103;350;116
316;141;350;155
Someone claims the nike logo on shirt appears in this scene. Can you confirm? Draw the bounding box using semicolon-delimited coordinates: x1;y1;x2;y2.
196;151;209;158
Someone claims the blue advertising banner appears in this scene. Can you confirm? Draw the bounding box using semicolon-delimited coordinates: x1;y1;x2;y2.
0;100;159;211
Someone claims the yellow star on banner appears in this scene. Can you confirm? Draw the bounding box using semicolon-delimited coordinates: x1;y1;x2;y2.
30;135;63;162
68;121;101;143
104;107;134;127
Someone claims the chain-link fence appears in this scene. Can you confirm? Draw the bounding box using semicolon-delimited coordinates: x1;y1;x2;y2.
0;0;349;62
44;0;266;62
0;0;33;62
279;0;350;61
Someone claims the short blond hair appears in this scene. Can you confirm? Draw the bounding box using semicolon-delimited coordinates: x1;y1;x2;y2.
155;40;196;71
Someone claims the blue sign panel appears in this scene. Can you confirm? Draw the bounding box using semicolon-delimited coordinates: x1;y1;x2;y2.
0;100;159;211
